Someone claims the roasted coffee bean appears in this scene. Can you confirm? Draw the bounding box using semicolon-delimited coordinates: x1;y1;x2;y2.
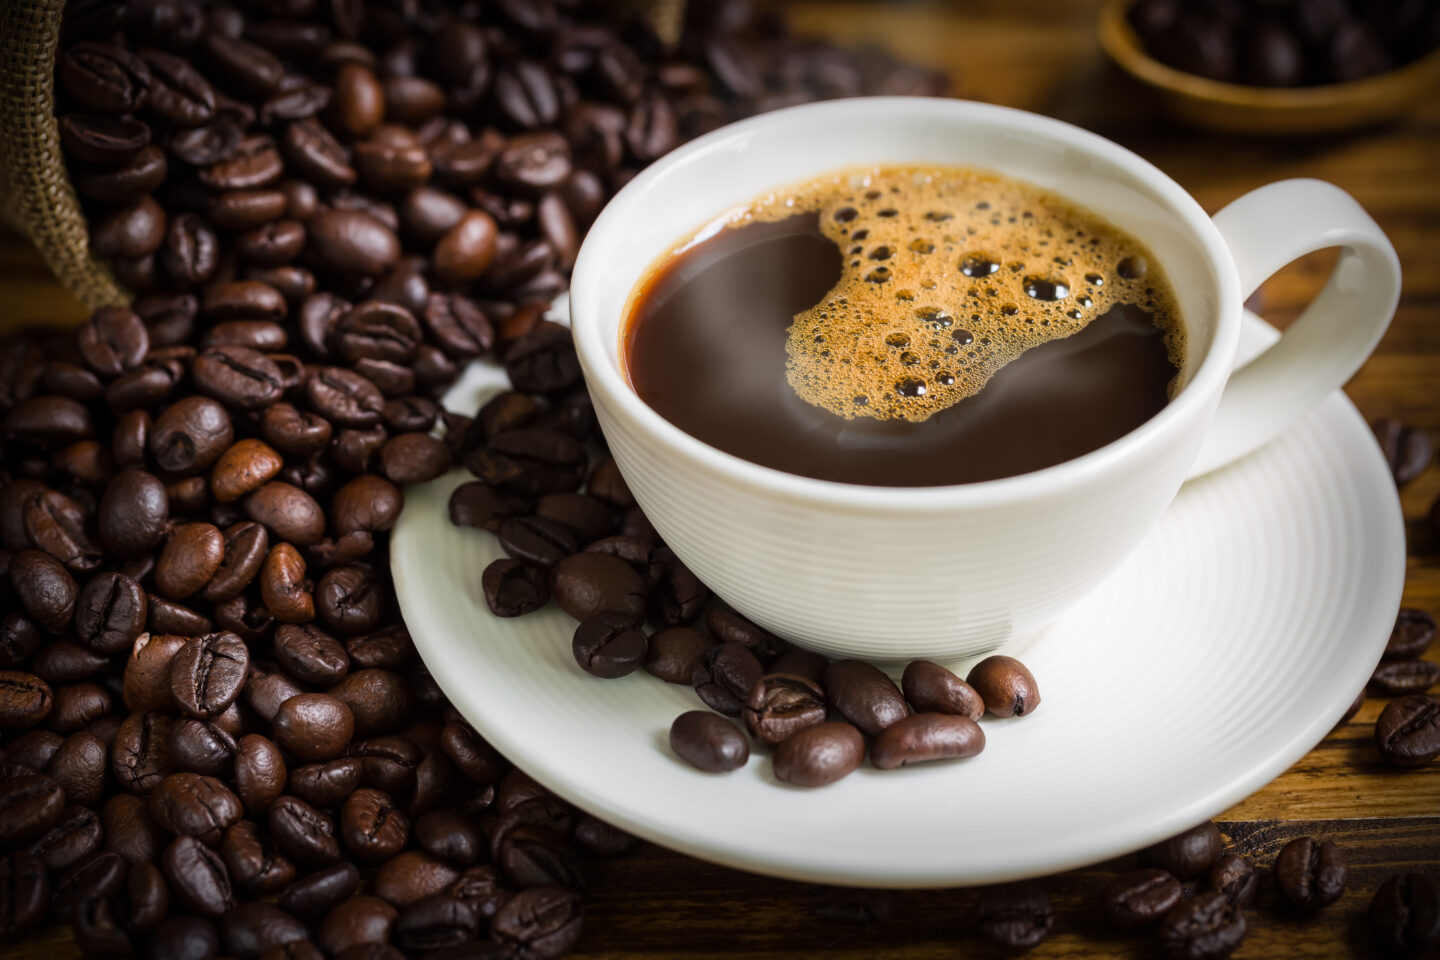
308;209;401;278
773;722;864;788
823;660;910;737
78;306;149;376
967;655;1041;718
1159;891;1246;960
329;669;411;737
1103;868;1182;929
49;731;109;806
76;145;168;205
1388;609;1437;660
644;627;713;685
60;42;152;113
743;674;827;746
164;834;235;918
317;894;397;955
1208;853;1258;909
497;823;583;890
570;612;647;679
498;516;579;570
412;808;483;866
123;632;186;712
149;916;222;960
668;710;749;774
550;552;648;624
5;396;94;444
171;632;250;718
1372;658;1440;696
203;521;269;603
306;367;385;429
246;482;326;547
0;614;45;669
7;728;63;771
704;602;784;659
0;670;56;728
1373;417;1434;487
150;772;243;846
156;522;226;599
371;850;458;908
232;734;286;817
467;429;585;497
280;861;361;919
1274;837;1347;911
504;324;580;395
1369;872;1440;955
75;572;147;654
341;787;410;861
347;735;422;795
113;710;174;794
870;713;985;769
150;596;214;637
274;693;355;762
30;805;104;871
218;819;295;897
23;489;103;574
481;558;549;618
1376;694;1440;765
315;564;383;636
901;659;984;720
48;681;111;732
61;113;151;165
0;851;49;936
393;892;481;950
490;885;582;958
1143;821;1225;880
260;543;315;625
286;757;362;810
434;210;500;286
220;901;308;958
0;774;66;846
270;795;342;867
272;624;349;686
9;550;78;635
377;432;450;486
691;642;764;717
448;482;527;531
346;625;414;672
91;195;167;260
168;717;238;777
193;346;285;411
211;442;284;508
646;547;706;628
152;397;235;477
976;881;1054;949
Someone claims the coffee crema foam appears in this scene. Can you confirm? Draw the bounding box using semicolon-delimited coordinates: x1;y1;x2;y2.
718;165;1185;423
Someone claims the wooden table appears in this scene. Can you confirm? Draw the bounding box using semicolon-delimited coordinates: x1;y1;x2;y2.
4;1;1437;957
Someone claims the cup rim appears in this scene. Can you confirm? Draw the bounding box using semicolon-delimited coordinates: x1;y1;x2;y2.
570;97;1242;510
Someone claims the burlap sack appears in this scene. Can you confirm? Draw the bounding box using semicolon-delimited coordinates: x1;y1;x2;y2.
0;0;683;313
0;0;129;310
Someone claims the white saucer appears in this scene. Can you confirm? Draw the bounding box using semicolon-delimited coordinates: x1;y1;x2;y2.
392;308;1405;888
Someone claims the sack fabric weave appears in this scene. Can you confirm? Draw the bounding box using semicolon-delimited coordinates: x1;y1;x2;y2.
1;0;130;309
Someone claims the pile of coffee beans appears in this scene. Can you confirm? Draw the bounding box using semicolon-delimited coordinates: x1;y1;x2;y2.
1;0;947;957
449;408;1042;788
1127;0;1440;87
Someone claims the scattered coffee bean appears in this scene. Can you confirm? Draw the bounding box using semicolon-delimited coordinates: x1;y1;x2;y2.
1103;867;1182;929
1372;418;1434;487
823;660;910;737
571;613;647;679
1208;852;1259;908
966;655;1041;718
1376;694;1440;765
743;674;827;747
900;659;984;720
1387;609;1437;660
772;722;864;788
1274;836;1347;911
1369;872;1440;955
1142;821;1225;880
1370;659;1440;696
669;711;749;773
1159;891;1247;959
975;881;1054;949
870;713;985;769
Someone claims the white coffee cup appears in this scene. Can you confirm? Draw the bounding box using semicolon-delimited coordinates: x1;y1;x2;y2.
569;97;1400;662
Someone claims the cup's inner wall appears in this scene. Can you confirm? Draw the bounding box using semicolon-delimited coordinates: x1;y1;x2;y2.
591;104;1221;408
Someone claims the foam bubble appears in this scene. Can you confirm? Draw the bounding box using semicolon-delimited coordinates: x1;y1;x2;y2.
725;166;1185;423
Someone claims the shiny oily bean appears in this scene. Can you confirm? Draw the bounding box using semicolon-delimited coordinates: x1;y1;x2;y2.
0;671;55;729
1274;837;1347;911
1370;659;1440;696
274;694;354;762
221;820;296;897
49;731;109;807
0;774;66;846
9;550;78;635
341;788;411;862
571;612;647;679
644;627;714;685
1209;853;1259;909
163;835;235;918
871;713;985;769
150;772;243;846
156;523;226;599
270;796;343;868
151;397;234;477
233;733;287;817
823;660;910;737
743;674;826;747
168;717;237;777
901;659;984;720
246;482;326;547
1103;868;1182;929
1375;694;1440;766
204;521;269;603
212;439;284;504
171;632;250;718
288;758;363;810
1142;821;1224;880
48;681;111;732
773;722;864;788
261;543;315;625
280;861;361;919
317;895;397;956
1159;892;1246;960
669;711;749;774
275;624;350;686
967;655;1041;718
692;642;764;717
122;632;186;713
74;572;147;654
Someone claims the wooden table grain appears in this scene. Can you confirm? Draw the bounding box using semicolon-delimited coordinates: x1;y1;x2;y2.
3;1;1437;957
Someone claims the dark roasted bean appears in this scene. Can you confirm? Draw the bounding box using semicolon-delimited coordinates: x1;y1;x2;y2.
692;642;764;717
823;660;910;736
171;632;250;718
1159;891;1246;959
1208;853;1258;909
1369;872;1440;955
871;713;985;769
1143;821;1225;880
743;674;826;746
967;655;1041;718
1387;609;1437;660
164;834;235;918
571;612;647;679
976;881;1054;950
901;659;984;720
490;886;582;958
1371;659;1440;696
772;722;863;788
644;627;713;685
1376;694;1440;765
1104;868;1182;929
1274;837;1347;911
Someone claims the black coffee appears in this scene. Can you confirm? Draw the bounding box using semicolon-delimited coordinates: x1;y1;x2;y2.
625;166;1185;486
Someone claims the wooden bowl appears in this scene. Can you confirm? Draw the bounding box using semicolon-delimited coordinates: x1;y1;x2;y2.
1099;0;1440;135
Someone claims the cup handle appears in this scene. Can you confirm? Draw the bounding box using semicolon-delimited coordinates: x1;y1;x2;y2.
1187;179;1400;478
